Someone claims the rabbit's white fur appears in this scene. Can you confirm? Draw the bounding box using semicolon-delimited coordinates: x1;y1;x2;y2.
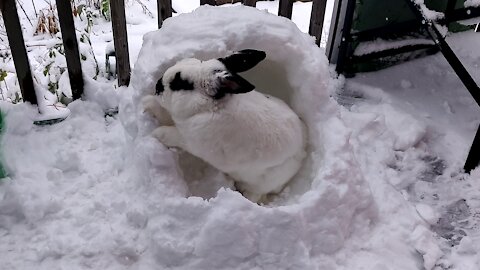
143;55;306;201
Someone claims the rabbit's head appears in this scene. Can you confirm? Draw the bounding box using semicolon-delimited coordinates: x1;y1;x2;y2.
155;49;266;115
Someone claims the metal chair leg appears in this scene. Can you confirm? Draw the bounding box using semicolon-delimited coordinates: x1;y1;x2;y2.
465;125;480;173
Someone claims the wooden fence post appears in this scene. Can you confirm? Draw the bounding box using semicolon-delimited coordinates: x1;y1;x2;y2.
200;0;216;5
0;0;37;104
309;0;327;46
110;0;131;86
242;0;256;7
157;0;172;28
56;0;84;100
278;0;293;19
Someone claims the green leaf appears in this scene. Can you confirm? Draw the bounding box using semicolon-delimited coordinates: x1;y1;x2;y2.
77;4;86;15
43;62;52;76
0;70;7;81
101;0;111;21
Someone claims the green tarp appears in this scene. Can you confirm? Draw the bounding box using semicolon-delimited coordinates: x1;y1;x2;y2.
354;0;467;33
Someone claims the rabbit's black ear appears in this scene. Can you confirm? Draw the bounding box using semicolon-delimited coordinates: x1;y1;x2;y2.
218;49;266;73
213;74;255;99
155;78;164;95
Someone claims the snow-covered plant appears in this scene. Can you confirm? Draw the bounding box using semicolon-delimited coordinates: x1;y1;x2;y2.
0;0;106;105
34;3;59;35
0;69;22;104
39;32;99;104
100;0;111;21
72;0;109;31
0;0;159;106
133;0;154;18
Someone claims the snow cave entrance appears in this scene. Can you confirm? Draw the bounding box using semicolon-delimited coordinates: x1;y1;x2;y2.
179;57;313;203
130;6;331;204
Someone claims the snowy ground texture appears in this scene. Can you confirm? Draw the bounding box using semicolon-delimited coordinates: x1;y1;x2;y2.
1;1;480;270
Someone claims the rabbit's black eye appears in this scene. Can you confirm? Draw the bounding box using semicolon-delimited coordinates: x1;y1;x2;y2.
213;69;223;73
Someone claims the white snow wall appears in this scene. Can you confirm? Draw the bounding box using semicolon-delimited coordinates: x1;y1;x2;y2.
120;6;378;269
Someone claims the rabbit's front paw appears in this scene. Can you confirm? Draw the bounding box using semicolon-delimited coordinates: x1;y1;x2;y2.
142;95;174;126
152;126;185;149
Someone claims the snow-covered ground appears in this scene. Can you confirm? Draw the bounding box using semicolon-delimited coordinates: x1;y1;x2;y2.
0;1;480;269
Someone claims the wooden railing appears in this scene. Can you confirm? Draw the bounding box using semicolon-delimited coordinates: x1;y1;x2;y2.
0;0;329;105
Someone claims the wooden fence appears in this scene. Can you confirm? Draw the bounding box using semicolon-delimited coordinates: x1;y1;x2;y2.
1;1;479;172
0;0;328;105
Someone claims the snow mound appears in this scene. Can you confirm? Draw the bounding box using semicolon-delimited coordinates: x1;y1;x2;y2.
118;5;438;269
0;5;446;270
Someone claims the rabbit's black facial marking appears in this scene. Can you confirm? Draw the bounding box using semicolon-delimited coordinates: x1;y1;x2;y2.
155;78;164;95
170;72;194;91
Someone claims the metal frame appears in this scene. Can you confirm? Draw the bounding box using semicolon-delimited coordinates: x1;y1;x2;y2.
327;0;480;172
405;0;480;172
465;125;480;172
327;0;480;73
326;0;349;66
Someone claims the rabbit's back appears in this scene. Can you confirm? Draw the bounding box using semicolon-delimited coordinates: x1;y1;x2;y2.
179;91;305;173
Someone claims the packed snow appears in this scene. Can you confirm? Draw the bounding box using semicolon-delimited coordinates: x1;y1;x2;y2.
0;1;479;270
465;0;480;8
414;0;445;21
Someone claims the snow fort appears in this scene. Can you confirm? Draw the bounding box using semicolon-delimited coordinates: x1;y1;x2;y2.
119;5;442;269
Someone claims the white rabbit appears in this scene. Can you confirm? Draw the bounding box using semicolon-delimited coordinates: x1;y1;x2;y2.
142;49;306;201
